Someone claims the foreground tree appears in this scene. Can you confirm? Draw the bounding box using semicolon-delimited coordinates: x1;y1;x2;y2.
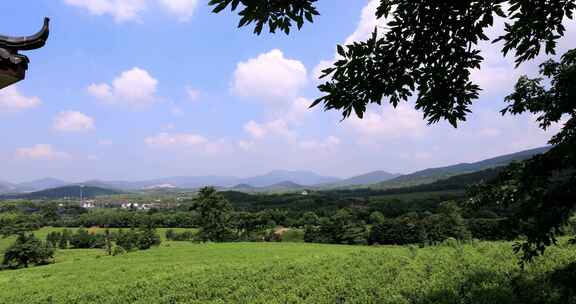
211;0;576;261
469;51;576;262
192;187;236;242
2;233;54;269
210;1;573;124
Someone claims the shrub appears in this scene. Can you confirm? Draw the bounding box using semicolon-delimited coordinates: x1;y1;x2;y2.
137;227;161;250
165;230;195;241
69;228;106;249
280;229;305;243
111;245;126;256
2;233;54;269
115;229;139;251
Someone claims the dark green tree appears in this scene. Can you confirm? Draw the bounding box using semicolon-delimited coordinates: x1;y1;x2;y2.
210;0;573;123
69;228;93;249
192;187;235;242
59;229;71;249
368;211;386;225
116;229;138;251
369;218;402;245
423;202;471;243
208;0;320;35
45;231;62;247
40;203;60;223
468;51;576;262
136;223;161;250
0;213;42;237
369;213;427;245
2;233;54;269
165;229;176;241
330;209;367;245
304;210;367;245
301;211;319;226
211;0;576;261
104;229;113;255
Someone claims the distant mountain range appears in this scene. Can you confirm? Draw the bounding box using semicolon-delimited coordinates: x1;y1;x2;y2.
0;178;69;194
321;171;401;188
226;181;309;193
237;170;338;187
0;170;338;194
0;146;550;196
15;178;69;192
0;185;122;200
0;181;16;193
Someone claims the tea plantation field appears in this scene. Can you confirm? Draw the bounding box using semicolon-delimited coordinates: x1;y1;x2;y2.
0;237;575;304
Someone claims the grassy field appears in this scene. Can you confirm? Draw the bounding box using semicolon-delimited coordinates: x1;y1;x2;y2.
0;237;574;303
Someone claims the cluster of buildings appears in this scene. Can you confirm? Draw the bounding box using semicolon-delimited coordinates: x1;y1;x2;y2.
80;200;174;210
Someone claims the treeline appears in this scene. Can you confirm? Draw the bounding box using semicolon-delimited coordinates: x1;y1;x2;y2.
2;187;574;249
45;227;161;252
2;226;162;271
303;202;471;245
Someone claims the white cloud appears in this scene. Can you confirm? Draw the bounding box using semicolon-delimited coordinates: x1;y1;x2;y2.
88;67;158;106
170;106;184;116
298;136;340;150
64;0;147;23
313;0;386;82
413;152;432;161
243;119;295;140
87;83;113;100
478;127;501;137
186;86;201;101
98;139;113;145
145;132;231;154
64;0;203;23
240;97;317;151
470;17;576;98
286;97;314;123
242;114;341;153
15;144;70;160
53;111;95;132
158;0;199;22
344;0;387;45
312;60;333;82
145;132;207;146
238;140;255;151
347;104;426;139
232;49;307;102
0;86;41;112
244;120;267;139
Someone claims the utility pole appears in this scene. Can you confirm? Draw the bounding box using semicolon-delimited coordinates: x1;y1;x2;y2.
80;185;84;205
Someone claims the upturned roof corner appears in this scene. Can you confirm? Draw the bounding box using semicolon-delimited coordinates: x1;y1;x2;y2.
0;18;50;89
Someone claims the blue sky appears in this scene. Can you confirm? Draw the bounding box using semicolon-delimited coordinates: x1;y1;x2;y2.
0;0;574;183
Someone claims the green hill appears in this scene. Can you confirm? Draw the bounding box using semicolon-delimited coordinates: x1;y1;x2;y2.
0;185;122;200
374;146;550;189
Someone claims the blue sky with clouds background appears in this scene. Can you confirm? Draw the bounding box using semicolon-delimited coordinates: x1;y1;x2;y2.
0;0;574;182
